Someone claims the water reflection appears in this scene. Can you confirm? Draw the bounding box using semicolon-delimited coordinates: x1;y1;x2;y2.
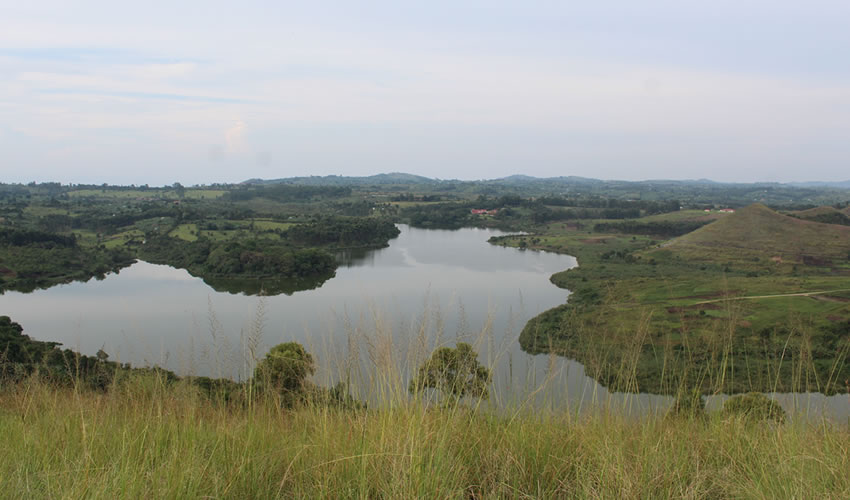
2;225;847;419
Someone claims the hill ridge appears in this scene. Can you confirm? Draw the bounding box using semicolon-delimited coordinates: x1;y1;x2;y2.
660;203;850;263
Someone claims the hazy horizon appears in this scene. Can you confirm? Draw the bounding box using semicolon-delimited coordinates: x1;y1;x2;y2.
2;1;849;185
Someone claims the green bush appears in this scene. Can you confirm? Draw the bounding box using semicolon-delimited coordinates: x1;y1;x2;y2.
722;392;786;423
253;342;315;401
409;342;490;402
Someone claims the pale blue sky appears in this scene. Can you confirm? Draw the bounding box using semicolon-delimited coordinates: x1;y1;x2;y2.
1;1;849;185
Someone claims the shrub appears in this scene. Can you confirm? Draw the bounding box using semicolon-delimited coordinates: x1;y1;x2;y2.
409;342;490;403
722;392;786;423
253;342;315;401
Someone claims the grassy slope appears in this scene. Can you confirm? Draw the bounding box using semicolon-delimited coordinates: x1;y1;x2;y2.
662;203;850;263
499;205;850;394
1;378;848;498
793;206;846;218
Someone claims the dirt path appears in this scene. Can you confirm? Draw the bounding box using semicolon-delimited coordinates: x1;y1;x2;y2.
694;289;850;305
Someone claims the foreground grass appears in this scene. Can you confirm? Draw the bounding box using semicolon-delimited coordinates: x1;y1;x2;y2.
1;378;849;498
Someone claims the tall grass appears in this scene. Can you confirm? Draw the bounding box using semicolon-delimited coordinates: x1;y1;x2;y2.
2;299;849;498
1;374;849;498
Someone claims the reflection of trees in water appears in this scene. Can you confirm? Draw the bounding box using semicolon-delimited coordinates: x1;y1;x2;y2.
202;271;335;296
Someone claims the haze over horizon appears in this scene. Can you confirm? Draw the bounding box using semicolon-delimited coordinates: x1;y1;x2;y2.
2;1;849;186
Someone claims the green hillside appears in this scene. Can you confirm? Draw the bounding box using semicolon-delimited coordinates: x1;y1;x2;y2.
790;206;850;226
793;206;844;218
660;203;850;264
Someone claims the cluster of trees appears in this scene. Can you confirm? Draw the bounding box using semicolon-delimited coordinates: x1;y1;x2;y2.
0;227;135;292
402;204;474;229
140;237;336;279
536;196;681;214
205;244;335;278
390;193;443;202
530;206;649;223
593;220;713;237
225;185;352;203
286;217;400;247
0;227;77;248
0;315;132;390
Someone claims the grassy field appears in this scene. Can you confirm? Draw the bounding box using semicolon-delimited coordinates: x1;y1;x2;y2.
102;229;145;249
494;205;850;394
169;223;199;242
0;375;848;498
252;219;294;231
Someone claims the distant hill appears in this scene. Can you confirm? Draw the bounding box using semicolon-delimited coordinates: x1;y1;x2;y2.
244;173;850;191
789;180;850;189
658;203;850;263
243;173;438;186
240;173;850;206
790;206;850;226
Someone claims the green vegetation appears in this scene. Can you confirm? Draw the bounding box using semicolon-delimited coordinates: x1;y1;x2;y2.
0;183;399;295
0;227;134;292
791;206;850;226
501;204;850;395
4;378;850;498
1;312;848;498
409;342;491;403
252;342;315;404
3;179;850;400
722;392;787;423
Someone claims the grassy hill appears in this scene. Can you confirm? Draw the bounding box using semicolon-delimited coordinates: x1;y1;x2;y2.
658;203;850;265
496;203;850;394
793;206;845;218
790;206;850;226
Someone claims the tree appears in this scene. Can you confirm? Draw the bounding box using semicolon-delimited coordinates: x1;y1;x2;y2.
409;342;490;402
253;342;315;396
173;182;186;199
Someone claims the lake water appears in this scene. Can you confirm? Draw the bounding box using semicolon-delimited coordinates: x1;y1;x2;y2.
3;225;847;418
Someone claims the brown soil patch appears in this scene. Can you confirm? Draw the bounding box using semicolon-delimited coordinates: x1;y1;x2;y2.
0;266;15;277
827;315;845;322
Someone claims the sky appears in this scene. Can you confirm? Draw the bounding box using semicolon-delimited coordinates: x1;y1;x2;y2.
1;1;849;186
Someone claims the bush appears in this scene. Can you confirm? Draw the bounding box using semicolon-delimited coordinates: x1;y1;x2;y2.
253;342;315;401
409;342;490;403
722;392;786;423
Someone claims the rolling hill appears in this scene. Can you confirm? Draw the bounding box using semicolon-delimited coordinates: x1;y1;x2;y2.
657;203;850;264
790;206;850;226
793;206;845;218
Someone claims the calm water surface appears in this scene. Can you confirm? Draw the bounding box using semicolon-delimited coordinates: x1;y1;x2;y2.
3;225;847;418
